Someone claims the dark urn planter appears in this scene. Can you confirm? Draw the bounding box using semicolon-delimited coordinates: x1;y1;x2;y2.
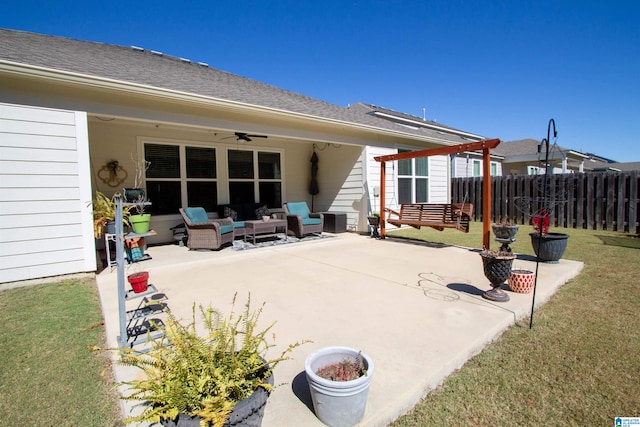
480;251;517;302
529;232;569;263
491;224;519;241
367;216;380;239
162;371;274;427
123;187;145;202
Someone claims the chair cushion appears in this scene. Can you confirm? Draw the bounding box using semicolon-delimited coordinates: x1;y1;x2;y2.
220;225;234;235
184;207;209;224
233;221;245;229
287;202;310;219
302;218;322;225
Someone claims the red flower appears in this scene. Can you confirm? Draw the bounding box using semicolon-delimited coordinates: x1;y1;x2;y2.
532;209;550;235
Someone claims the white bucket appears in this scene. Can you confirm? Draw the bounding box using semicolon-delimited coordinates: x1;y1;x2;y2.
305;346;374;427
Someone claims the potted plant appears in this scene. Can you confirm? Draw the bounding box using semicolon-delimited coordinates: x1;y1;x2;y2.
529;209;569;263
117;294;308;427
129;194;151;234
479;249;517;302
367;213;380;238
124;153;150;202
89;191;132;238
508;268;536;294
127;271;149;293
491;218;519;241
304;346;374;427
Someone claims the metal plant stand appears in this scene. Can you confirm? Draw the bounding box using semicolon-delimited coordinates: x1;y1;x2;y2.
494;226;518;253
113;194;166;348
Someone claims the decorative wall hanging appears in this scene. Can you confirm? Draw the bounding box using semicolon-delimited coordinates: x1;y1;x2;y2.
98;160;128;187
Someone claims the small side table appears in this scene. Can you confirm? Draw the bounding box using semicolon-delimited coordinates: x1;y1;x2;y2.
321;212;347;233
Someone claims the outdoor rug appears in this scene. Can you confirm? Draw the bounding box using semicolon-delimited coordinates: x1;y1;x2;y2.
231;233;334;251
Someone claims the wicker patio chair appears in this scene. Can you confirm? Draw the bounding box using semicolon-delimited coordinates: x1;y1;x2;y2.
179;208;235;250
283;202;324;238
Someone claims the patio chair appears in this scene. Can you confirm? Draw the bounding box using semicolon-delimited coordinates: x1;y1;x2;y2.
179;207;235;250
283;202;324;238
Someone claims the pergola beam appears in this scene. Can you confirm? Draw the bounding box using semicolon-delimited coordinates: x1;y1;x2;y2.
374;138;500;249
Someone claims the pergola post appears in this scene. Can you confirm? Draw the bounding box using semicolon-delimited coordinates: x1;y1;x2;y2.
380;160;386;238
482;147;492;249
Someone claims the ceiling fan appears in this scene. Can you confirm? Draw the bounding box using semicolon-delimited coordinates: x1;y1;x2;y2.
230;132;268;142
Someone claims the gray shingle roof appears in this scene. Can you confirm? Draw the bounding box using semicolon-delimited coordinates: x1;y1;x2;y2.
0;28;478;145
614;162;640;171
493;138;577;157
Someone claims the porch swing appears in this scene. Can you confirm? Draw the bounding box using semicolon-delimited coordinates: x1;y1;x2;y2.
384;201;473;232
374;138;501;249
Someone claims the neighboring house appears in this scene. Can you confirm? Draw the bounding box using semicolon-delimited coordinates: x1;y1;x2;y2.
495;139;638;175
0;29;486;283
495;138;590;175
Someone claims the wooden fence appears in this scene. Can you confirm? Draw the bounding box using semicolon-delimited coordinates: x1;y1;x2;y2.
451;171;639;234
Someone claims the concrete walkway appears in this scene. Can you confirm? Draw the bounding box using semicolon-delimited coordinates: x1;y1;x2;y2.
96;233;583;426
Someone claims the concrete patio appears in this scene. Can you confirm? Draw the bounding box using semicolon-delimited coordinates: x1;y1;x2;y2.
96;232;583;426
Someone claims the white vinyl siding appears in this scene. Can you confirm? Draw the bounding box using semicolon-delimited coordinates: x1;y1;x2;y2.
0;103;94;284
429;155;449;203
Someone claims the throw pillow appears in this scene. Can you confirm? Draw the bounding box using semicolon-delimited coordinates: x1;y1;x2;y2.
224;206;238;221
255;205;271;219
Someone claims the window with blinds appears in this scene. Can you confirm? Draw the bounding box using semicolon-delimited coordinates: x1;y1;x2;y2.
144;143;217;214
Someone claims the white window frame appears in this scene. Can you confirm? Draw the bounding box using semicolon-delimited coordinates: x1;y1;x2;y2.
140;138;218;209
397;149;430;203
227;148;284;207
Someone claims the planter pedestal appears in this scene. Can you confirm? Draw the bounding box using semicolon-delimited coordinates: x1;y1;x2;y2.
480;253;516;302
367;216;380;239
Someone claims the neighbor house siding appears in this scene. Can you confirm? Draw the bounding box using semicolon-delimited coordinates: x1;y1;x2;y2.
429;155;450;203
0;103;95;284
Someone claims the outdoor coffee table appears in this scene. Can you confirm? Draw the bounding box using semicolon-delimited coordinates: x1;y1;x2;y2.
243;219;288;245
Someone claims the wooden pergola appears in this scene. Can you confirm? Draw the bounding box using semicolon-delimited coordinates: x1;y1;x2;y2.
374;138;501;249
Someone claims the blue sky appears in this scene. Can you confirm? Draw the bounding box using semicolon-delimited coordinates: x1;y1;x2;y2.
3;1;639;161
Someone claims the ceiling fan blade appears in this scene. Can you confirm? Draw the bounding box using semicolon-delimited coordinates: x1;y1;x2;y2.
233;132;268;142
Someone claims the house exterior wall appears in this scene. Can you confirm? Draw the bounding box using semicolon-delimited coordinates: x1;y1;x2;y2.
364;145;396;213
314;145;366;232
429;155;450;203
0;103;95;284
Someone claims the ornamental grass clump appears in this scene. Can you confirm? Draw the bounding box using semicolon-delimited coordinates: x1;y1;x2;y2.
117;293;308;427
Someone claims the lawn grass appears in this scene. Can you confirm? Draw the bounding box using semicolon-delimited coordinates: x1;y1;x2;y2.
0;278;122;427
388;224;640;426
